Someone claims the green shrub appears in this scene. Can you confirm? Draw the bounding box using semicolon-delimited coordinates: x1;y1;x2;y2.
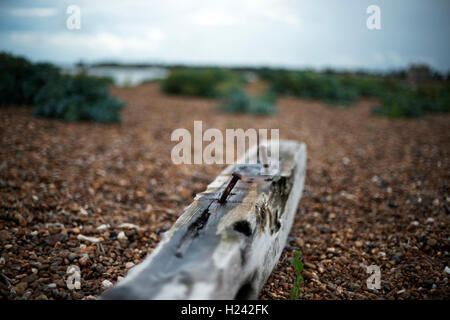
0;52;124;123
339;75;388;98
372;84;450;118
22;63;61;104
262;70;360;105
0;52;31;106
259;67;450;117
33;73;124;123
218;88;276;115
372;88;421;117
1;53;36;106
161;68;242;97
415;83;450;113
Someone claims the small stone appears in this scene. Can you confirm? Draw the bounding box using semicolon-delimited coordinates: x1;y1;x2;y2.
15;214;27;227
295;238;304;247
423;279;434;288
427;239;437;246
117;231;128;240
22;273;38;283
77;234;101;244
96;224;110;231
0;230;8;242
72;291;84;299
365;242;375;249
55;279;66;288
48;283;57;289
36;294;48;300
45;233;65;246
4;244;13;249
326;283;337;290
302;270;317;280
349;282;360;290
125;262;135;269
444;266;450;275
426;217;435;224
102;279;113;288
118;223;142;230
79;255;89;266
22;291;32;300
68;253;78;262
14;282;28;295
391;255;401;264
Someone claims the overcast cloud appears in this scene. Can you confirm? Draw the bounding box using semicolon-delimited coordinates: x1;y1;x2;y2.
0;0;449;71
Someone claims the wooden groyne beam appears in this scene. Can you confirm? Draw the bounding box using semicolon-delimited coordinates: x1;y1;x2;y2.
101;140;306;299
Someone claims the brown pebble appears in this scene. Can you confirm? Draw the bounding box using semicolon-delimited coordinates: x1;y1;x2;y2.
295;238;305;247
15;214;27;227
0;230;9;242
14;282;28;295
302;270;317;280
79;256;89;266
304;262;316;270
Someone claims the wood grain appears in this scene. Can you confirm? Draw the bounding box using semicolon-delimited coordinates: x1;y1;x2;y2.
101;140;306;300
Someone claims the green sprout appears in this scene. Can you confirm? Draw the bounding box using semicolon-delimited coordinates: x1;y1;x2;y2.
290;250;304;300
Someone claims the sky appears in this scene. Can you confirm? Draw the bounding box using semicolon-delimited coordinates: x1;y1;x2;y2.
0;0;449;72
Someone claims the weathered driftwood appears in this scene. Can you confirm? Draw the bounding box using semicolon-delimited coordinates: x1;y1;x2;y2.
101;140;306;300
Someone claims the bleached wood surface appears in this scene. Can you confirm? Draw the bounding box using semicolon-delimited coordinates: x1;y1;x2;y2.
101;140;306;300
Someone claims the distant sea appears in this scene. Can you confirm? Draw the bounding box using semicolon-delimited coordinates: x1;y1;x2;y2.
61;65;168;86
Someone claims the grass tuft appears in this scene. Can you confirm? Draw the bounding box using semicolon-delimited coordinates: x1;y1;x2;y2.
290;250;304;300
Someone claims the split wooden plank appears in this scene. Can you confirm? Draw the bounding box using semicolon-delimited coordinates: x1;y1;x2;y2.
101;140;307;300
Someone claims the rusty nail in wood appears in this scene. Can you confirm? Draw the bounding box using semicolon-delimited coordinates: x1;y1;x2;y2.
218;171;242;204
